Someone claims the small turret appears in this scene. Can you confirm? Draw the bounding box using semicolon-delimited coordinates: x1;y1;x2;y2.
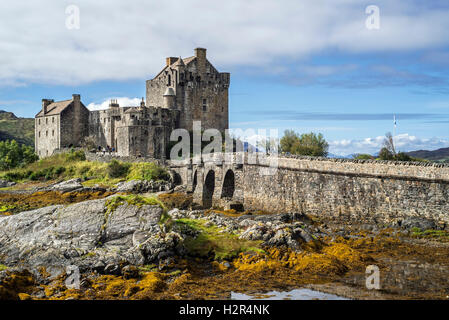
109;99;119;108
163;87;176;109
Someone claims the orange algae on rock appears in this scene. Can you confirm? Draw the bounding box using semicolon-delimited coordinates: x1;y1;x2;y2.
0;270;36;300
0;190;115;214
158;192;193;210
233;242;370;276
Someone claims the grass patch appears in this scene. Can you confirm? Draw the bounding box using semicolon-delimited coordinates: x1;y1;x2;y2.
0;151;170;187
175;218;264;261
0;264;8;271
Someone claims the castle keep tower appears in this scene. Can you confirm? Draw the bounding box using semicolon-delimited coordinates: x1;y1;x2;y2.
146;48;230;132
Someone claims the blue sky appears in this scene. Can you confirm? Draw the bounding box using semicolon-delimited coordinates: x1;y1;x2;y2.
1;0;449;155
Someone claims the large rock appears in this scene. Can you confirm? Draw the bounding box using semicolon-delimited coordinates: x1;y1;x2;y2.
401;217;438;231
0;197;181;276
0;179;16;188
116;180;173;193
50;178;83;193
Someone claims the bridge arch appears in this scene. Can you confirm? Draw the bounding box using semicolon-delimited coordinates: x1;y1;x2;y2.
202;170;215;208
172;172;183;186
192;170;198;193
221;169;235;199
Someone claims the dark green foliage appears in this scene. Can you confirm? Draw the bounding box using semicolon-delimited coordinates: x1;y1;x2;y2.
378;146;427;162
0;140;38;170
107;159;131;178
280;130;329;157
65;149;86;161
353;154;375;160
378;147;394;160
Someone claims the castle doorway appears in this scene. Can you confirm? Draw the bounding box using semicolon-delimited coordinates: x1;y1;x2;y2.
202;170;215;208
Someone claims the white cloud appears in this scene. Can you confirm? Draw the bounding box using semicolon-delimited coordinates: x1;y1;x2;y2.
86;97;141;111
329;133;449;156
1;0;449;85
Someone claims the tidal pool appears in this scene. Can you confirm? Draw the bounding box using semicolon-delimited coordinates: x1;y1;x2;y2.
231;289;349;300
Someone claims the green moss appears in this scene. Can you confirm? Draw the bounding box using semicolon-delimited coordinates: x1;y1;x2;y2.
138;264;157;272
103;195;167;231
410;228;449;241
0;264;8;271
175;218;264;261
81;252;96;259
0;204;16;212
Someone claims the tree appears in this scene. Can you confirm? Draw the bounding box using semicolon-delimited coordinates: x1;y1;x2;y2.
280;130;299;153
0;140;38;170
280;130;329;157
382;132;396;156
377;132;422;162
354;153;375;160
378;147;394;160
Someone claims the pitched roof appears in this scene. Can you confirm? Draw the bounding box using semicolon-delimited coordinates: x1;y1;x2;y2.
153;56;197;79
35;99;73;117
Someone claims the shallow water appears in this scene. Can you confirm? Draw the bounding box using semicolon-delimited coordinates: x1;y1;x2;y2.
231;289;349;300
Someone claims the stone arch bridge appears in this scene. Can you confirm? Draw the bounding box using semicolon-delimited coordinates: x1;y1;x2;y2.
168;152;449;227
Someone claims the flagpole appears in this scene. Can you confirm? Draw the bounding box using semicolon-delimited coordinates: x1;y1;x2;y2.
393;115;396;154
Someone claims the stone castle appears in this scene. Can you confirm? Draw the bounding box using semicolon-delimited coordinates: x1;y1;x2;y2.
35;48;230;158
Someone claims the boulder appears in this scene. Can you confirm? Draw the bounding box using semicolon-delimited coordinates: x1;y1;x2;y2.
401;217;438;231
0;197;179;273
0;179;16;188
50;178;83;193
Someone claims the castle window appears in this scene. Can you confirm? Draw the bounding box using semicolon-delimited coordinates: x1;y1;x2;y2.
46;118;48;124
202;99;207;112
52;130;54;136
52;117;55;123
38;131;41;138
38;119;41;125
167;75;171;86
46;131;48;137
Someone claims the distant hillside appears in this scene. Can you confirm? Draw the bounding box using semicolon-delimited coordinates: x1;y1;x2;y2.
406;147;449;162
0;110;34;146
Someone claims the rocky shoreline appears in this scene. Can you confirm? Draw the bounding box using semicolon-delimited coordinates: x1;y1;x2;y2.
0;182;448;300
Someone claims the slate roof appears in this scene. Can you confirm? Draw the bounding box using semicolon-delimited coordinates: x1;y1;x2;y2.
35;99;73;117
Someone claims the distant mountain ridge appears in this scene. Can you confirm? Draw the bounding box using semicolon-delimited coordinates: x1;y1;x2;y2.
406;147;449;162
0;110;35;146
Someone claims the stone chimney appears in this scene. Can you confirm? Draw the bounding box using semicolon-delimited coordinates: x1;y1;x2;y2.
72;94;80;103
42;99;54;115
194;48;206;60
166;57;179;67
194;48;207;75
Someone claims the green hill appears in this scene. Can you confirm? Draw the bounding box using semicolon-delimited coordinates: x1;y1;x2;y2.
0;110;35;147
